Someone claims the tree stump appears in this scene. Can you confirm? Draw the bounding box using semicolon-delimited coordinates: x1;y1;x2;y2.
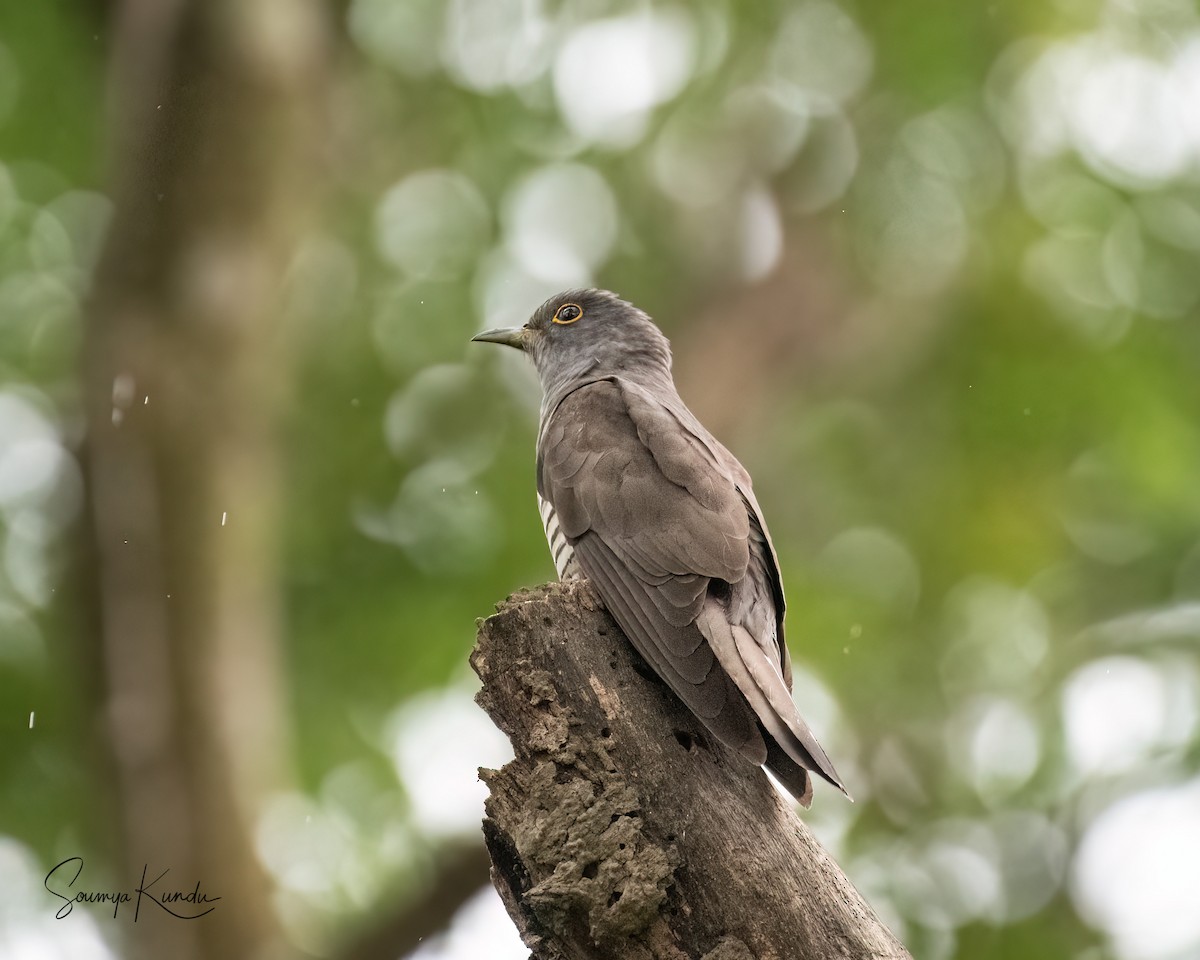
471;581;910;960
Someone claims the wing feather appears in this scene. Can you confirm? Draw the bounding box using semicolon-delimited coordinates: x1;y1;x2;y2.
573;535;765;763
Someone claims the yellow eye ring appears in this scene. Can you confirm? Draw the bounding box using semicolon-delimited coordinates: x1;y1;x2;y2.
552;303;583;325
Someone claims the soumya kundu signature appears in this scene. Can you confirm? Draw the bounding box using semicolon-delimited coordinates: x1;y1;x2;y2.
45;857;220;921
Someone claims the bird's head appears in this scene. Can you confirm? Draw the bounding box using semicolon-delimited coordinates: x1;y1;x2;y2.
471;289;672;394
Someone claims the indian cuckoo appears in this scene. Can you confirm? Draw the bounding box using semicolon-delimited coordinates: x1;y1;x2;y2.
473;289;848;806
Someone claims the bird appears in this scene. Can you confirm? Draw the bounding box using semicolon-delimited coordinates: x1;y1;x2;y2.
472;289;848;806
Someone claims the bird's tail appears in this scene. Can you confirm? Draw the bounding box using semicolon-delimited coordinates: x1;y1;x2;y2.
696;599;851;805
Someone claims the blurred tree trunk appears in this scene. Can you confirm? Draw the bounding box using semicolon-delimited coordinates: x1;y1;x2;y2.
473;583;910;960
334;843;493;960
79;2;326;959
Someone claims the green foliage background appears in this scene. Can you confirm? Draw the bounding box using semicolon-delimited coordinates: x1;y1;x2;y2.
2;1;1199;958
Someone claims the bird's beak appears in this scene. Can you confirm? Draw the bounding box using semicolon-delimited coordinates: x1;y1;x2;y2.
471;326;526;350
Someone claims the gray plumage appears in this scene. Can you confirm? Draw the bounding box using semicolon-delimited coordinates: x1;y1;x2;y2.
472;289;847;806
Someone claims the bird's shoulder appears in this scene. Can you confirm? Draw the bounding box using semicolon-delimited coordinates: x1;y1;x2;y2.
541;377;740;493
537;378;750;581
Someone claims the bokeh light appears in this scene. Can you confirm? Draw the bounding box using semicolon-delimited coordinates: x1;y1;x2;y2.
3;2;1199;959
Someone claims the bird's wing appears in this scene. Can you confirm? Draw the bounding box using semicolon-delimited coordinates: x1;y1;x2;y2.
628;388;798;694
538;378;766;760
539;379;750;582
703;445;847;796
737;484;791;689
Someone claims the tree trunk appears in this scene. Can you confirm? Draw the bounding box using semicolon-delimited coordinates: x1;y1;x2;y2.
78;3;325;958
472;581;910;960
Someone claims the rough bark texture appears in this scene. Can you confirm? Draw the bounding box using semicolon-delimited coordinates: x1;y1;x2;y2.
472;581;910;960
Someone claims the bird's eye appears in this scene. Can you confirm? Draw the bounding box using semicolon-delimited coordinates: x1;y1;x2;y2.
552;303;583;325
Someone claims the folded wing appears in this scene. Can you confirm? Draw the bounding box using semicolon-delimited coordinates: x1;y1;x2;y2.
538;377;846;803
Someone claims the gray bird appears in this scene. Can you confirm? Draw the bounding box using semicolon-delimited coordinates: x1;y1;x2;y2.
472;289;847;806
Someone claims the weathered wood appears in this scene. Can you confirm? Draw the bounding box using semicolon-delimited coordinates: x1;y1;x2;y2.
472;581;911;960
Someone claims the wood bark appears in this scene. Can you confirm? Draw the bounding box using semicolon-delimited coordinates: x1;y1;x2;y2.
472;581;911;960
